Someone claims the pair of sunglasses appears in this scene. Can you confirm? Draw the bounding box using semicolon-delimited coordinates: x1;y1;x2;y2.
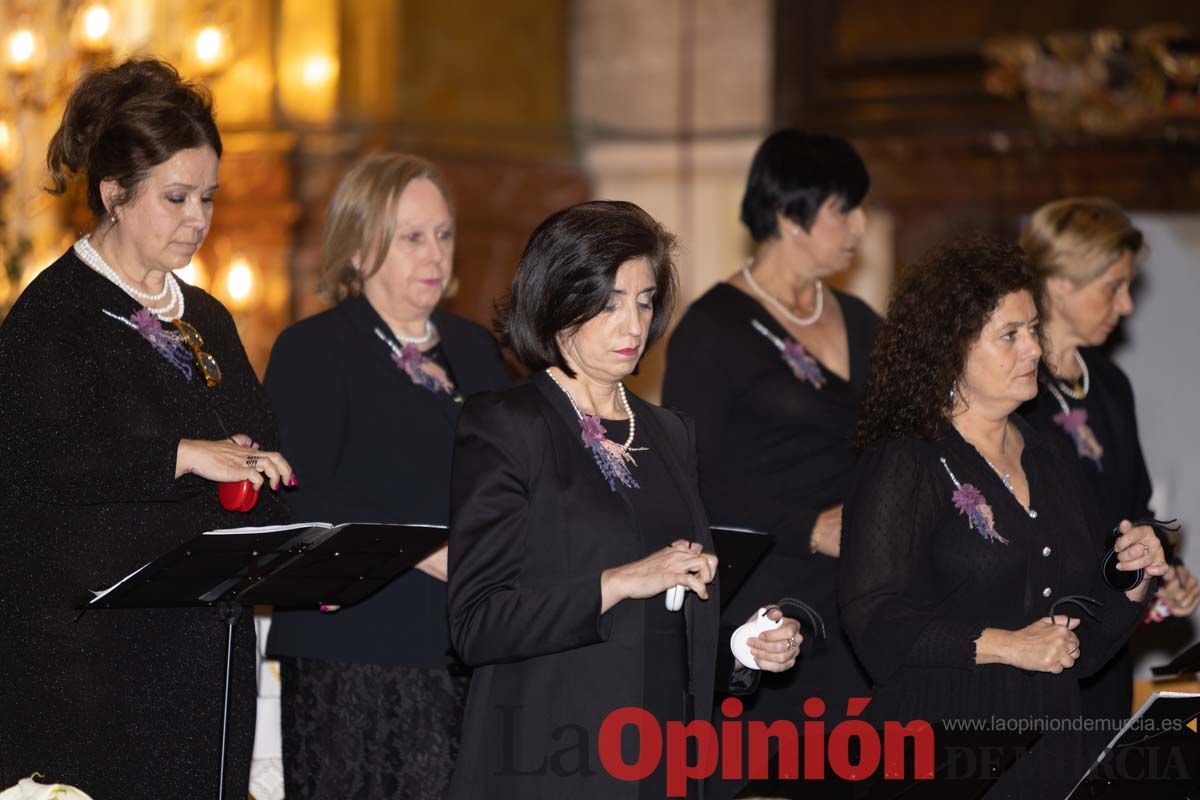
171;319;222;387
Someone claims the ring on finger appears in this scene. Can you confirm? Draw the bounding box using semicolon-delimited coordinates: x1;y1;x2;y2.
1067;643;1078;655
786;637;797;650
1142;543;1150;558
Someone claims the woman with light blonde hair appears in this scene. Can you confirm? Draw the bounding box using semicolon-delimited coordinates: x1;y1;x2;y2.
1019;196;1199;728
263;152;507;798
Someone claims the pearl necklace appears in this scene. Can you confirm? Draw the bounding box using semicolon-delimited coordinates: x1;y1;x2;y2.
546;369;638;452
1052;350;1090;400
962;421;1038;519
74;235;184;321
741;263;823;326
394;319;435;345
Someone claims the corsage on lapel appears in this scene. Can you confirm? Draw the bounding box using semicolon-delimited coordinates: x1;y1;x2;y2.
940;457;1008;544
750;319;825;389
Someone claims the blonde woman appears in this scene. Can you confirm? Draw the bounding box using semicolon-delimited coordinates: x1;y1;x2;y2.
264;153;507;798
1019;197;1199;727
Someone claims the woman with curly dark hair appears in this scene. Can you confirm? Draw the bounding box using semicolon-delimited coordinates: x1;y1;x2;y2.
840;236;1167;797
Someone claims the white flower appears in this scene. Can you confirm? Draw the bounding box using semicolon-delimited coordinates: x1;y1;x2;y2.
0;777;95;800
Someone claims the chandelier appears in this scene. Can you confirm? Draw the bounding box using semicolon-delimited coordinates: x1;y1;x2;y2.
0;0;238;318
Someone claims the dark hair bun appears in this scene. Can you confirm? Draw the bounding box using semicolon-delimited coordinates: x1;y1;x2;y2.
46;58;221;218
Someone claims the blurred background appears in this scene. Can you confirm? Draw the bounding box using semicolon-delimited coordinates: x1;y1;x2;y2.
1;0;1198;737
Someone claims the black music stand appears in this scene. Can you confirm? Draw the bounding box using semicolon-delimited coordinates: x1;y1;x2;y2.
709;524;775;608
1150;639;1200;679
78;521;447;800
1065;691;1200;799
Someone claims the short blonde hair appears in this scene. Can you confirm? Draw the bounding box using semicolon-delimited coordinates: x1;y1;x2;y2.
1020;197;1143;286
318;153;454;303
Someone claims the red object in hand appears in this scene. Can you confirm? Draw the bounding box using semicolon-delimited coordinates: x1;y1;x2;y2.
218;480;259;512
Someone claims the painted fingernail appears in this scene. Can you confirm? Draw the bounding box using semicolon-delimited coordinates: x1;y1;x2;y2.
287;475;298;487
319;604;334;613
271;481;279;492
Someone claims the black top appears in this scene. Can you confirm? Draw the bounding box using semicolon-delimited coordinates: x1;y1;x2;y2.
662;283;879;717
1020;348;1161;727
0;249;288;796
605;417;692;799
263;294;507;665
1020;347;1154;536
840;418;1150;796
447;372;736;800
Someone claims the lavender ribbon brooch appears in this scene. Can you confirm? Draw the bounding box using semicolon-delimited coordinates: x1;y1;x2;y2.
940;457;1008;544
1052;408;1104;470
750;319;826;389
103;307;194;380
579;415;639;491
374;327;458;398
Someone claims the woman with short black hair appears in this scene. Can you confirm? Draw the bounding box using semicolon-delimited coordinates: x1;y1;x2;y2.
662;131;879;777
448;200;804;800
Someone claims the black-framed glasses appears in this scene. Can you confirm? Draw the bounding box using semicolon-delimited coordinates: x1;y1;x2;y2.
172;319;222;388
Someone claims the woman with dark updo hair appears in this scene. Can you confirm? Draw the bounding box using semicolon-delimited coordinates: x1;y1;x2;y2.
0;59;293;796
840;236;1166;797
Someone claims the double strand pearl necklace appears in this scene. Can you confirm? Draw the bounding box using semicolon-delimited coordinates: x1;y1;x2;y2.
962;421;1038;519
394;319;435;345
1052;350;1090;400
546;369;638;452
75;235;184;321
741;262;823;326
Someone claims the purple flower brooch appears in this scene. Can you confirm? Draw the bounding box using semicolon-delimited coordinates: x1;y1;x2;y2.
374;327;458;399
103;307;194;380
1052;407;1104;470
750;319;825;389
939;457;1008;544
579;414;640;491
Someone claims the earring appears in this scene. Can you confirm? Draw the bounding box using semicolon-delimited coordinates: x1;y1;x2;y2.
791;227;802;237
949;384;957;404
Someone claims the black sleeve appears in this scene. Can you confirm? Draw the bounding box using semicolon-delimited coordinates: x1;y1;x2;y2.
263;324;349;518
667;410;761;694
839;439;985;684
1047;435;1155;677
663;309;823;557
1110;364;1157;523
447;394;614;666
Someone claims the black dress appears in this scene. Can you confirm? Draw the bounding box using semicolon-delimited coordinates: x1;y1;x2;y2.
0;249;287;797
662;284;879;727
1020;348;1159;727
839;417;1150;798
262;294;508;799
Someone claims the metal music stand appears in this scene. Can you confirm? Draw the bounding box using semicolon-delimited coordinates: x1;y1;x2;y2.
77;521;447;800
1065;691;1200;799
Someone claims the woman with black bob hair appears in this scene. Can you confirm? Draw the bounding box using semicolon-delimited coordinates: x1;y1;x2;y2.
447;200;804;799
662;130;879;785
840;236;1167;797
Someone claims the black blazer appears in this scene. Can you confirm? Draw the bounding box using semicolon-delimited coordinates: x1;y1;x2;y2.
264;294;507;665
447;371;726;800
